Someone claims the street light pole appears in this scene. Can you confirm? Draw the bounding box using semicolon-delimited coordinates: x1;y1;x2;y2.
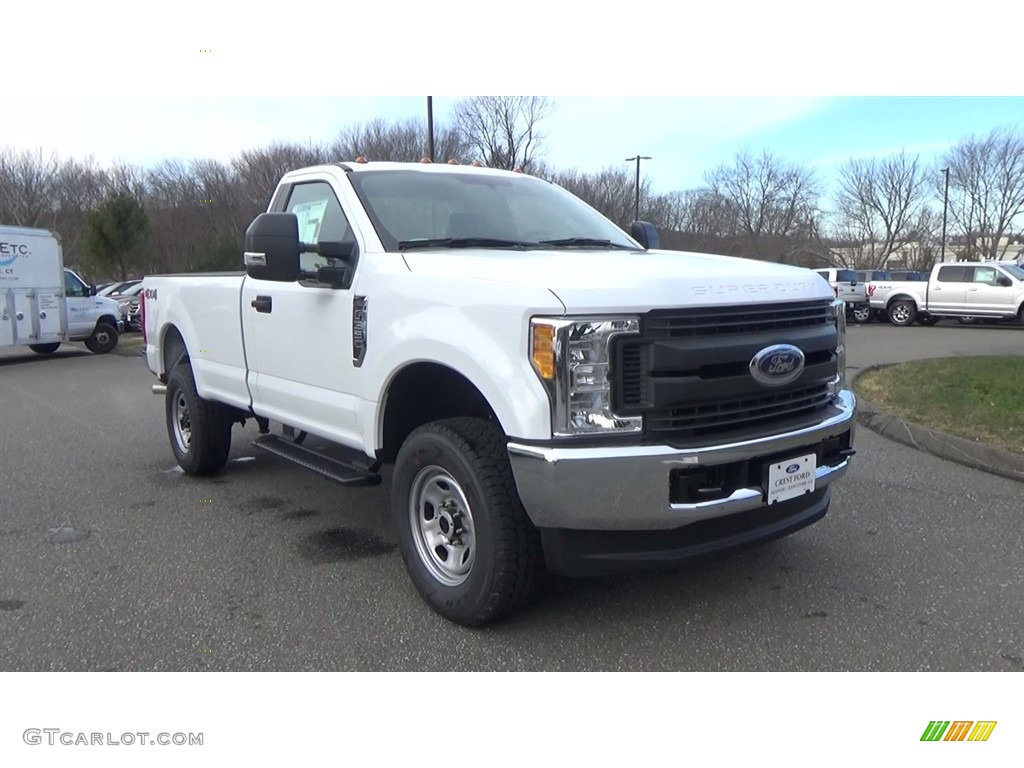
626;155;652;221
940;167;950;262
426;97;435;162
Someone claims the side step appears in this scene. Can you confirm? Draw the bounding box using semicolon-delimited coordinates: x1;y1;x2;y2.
253;435;381;487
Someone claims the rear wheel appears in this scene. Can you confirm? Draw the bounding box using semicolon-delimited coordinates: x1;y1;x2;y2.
29;343;61;354
888;300;917;327
391;417;544;627
85;322;118;354
165;362;233;475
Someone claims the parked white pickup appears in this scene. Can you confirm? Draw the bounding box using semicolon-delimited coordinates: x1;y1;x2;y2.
141;160;857;625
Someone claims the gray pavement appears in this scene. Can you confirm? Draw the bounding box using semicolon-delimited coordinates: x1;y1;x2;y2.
0;323;1021;671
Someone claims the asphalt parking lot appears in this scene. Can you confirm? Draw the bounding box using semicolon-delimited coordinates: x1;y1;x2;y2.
1;323;1022;671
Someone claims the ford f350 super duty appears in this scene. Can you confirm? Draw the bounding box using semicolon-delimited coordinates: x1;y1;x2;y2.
141;160;857;626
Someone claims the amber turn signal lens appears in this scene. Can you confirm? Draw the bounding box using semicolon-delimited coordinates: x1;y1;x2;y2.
531;324;556;380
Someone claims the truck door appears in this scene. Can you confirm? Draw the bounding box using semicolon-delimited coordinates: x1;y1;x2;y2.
929;265;970;312
965;265;1009;315
240;177;363;448
63;270;95;338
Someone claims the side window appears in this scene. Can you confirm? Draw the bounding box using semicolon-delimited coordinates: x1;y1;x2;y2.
815;270;830;281
284;182;355;273
64;271;88;297
973;267;997;284
937;266;970;283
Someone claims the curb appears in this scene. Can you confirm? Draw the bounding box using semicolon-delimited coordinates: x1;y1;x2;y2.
852;364;1024;485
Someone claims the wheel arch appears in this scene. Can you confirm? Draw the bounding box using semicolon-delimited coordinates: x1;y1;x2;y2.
376;361;501;465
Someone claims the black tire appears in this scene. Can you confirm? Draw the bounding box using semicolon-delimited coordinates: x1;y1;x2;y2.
917;315;940;326
391;417;544;627
29;343;61;354
887;300;917;327
165;362;233;476
85;322;118;354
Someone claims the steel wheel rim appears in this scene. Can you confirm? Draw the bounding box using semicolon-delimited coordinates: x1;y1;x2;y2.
172;392;192;454
95;330;110;346
891;305;910;323
408;465;476;587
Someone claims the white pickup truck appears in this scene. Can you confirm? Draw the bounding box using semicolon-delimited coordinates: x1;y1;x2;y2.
869;261;1024;326
141;160;857;626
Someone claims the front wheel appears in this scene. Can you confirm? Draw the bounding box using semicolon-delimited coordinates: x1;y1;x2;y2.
165;362;233;475
391;417;544;627
29;343;61;354
85;322;118;354
887;300;917;327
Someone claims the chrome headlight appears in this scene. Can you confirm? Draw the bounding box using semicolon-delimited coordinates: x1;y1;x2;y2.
827;298;847;395
530;316;642;437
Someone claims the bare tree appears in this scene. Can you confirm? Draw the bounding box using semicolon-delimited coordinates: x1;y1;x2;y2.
832;151;929;269
452;96;553;170
331;118;465;163
705;149;821;262
542;166;652;228
942;125;1024;260
0;148;61;228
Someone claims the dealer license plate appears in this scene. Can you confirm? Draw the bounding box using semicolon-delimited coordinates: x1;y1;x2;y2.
767;453;817;505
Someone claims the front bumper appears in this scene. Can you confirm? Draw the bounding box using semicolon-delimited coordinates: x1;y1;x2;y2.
507;390;856;532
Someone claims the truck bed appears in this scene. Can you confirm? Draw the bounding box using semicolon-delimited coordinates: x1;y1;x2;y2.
143;273;252;411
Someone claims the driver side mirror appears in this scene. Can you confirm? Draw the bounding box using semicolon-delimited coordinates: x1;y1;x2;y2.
996;275;1012;287
88;283;97;296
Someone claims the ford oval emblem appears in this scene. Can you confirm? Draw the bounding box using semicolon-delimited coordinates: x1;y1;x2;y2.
749;344;805;387
786;463;801;473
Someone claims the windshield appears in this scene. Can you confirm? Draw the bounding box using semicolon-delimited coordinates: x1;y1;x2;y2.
348;170;640;252
1001;264;1024;280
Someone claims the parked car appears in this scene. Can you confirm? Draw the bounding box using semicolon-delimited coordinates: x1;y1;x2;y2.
851;270;892;322
99;280;139;297
110;281;144;330
814;268;870;322
140;160;856;626
888;270;928;282
870;262;1024;326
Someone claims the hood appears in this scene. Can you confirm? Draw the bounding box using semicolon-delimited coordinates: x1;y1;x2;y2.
401;248;832;313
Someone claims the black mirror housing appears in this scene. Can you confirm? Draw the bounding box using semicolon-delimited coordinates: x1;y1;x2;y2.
245;213;300;282
997;275;1012;287
630;220;660;250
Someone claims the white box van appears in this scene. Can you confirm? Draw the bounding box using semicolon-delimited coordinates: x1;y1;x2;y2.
1;226;122;354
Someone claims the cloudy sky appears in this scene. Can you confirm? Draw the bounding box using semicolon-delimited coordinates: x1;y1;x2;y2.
1;2;1020;198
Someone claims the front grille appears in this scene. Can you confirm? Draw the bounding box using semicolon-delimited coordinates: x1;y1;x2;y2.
646;383;833;436
619;343;644;405
646;300;832;338
613;300;837;440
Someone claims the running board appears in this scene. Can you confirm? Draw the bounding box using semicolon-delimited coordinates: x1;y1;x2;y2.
253;435;381;487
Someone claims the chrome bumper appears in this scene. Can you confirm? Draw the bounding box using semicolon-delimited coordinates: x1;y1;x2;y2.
508;390;856;531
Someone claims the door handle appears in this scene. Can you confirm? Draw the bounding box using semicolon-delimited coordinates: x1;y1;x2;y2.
251;296;272;313
967;287;978;292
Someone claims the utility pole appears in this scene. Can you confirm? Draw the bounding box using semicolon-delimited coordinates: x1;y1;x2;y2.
426;97;435;162
625;155;652;221
940;167;950;262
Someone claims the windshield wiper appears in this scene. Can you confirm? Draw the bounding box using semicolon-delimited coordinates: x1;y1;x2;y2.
398;237;537;251
539;237;637;250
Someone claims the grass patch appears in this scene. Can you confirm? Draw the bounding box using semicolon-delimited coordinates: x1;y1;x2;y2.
855;356;1024;454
